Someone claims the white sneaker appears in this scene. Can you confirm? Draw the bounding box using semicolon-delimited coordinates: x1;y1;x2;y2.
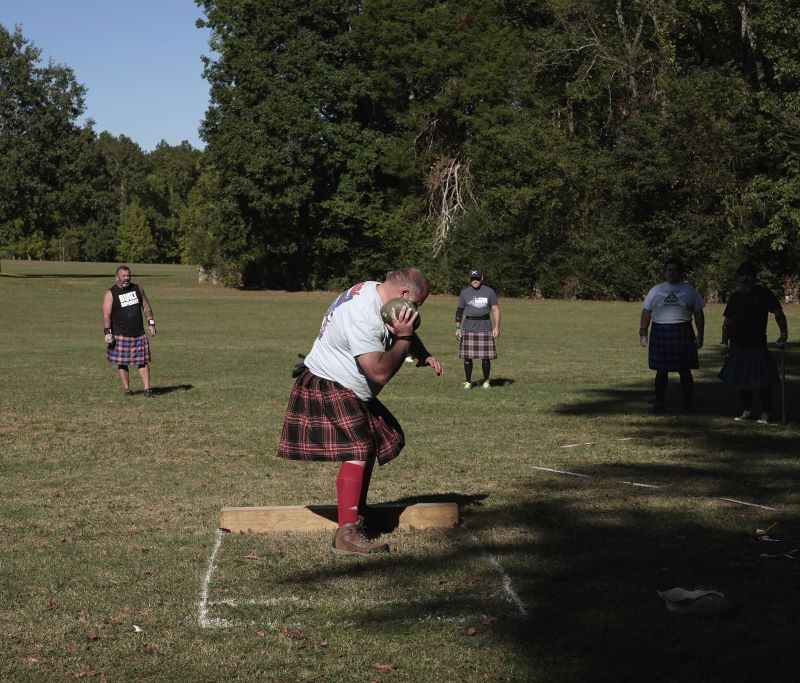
734;410;753;421
756;413;771;425
481;379;491;390
463;381;472;390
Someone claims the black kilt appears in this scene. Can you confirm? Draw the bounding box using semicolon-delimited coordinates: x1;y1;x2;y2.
277;370;405;465
718;344;779;389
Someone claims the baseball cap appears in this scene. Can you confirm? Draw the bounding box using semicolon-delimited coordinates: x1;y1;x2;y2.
469;269;483;279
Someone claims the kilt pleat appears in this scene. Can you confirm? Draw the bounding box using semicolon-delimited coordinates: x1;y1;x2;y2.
459;331;497;360
718;345;779;389
277;370;405;465
648;322;698;371
106;335;151;365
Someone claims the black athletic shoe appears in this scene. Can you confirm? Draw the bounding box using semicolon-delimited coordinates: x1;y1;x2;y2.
123;388;133;396
144;389;155;398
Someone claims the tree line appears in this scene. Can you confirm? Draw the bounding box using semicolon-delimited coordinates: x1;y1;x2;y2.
3;2;799;299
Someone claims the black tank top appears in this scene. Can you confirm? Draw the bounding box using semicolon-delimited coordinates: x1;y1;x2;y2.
109;283;145;337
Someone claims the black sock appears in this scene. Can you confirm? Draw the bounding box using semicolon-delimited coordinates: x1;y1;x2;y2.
655;374;668;404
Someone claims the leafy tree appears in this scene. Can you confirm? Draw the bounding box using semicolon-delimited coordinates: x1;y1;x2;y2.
146;141;203;262
194;1;800;297
117;201;157;263
0;24;91;258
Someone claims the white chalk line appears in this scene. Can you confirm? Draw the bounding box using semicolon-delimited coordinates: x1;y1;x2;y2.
198;528;225;628
531;465;661;489
462;525;529;620
531;465;592;478
208;592;494;608
197;526;528;629
560;424;751;450
530;466;776;509
716;498;776;511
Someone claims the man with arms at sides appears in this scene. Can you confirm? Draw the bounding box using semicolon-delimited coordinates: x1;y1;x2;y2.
278;268;443;555
639;259;704;413
455;269;501;390
102;265;157;397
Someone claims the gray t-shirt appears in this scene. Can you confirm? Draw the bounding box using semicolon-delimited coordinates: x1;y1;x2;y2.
458;284;497;332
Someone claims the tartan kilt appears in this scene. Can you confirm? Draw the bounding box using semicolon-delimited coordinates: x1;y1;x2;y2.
106;335;151;365
459;331;497;360
648;322;698;371
718;344;779;389
277;370;405;465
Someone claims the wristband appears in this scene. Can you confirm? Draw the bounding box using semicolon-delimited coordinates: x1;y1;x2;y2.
104;328;112;334
395;335;414;341
639;327;648;336
148;319;155;325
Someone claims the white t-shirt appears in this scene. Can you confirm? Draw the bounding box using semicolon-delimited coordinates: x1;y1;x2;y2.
304;281;389;400
642;281;704;324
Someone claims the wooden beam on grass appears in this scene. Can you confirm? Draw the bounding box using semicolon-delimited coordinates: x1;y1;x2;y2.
219;502;459;533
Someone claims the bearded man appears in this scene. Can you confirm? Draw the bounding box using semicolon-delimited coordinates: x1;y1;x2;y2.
718;261;788;424
102;265;157;397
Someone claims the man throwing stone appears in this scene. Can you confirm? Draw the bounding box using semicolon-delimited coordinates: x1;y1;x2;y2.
278;268;443;555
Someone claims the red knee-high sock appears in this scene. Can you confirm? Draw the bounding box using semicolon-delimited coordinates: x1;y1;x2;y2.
336;461;365;526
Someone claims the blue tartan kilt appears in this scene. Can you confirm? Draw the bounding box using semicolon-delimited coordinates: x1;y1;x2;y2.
106;335;151;365
718;344;779;389
648;322;698;371
459;331;497;360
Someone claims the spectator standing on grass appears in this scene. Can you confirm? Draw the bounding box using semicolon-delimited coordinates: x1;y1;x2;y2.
102;265;156;397
639;259;705;413
718;261;788;424
455;269;501;390
277;268;443;556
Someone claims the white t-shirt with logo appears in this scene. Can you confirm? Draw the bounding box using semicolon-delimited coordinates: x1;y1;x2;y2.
642;281;704;324
304;281;389;400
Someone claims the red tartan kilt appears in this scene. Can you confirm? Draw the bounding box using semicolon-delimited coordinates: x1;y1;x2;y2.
106;335;151;365
277;370;405;465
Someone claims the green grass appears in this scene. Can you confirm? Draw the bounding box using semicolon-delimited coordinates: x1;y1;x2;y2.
1;260;799;682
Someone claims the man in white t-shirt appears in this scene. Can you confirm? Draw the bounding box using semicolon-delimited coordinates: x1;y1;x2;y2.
278;268;443;555
639;260;705;413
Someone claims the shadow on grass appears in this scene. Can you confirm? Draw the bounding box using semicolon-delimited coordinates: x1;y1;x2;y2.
365;492;488;533
147;384;194;395
272;375;800;681
488;376;515;388
555;342;798;425
385;492;488;508
468;459;800;681
233;343;800;681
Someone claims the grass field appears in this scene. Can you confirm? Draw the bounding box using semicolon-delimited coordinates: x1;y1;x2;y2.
1;260;799;682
